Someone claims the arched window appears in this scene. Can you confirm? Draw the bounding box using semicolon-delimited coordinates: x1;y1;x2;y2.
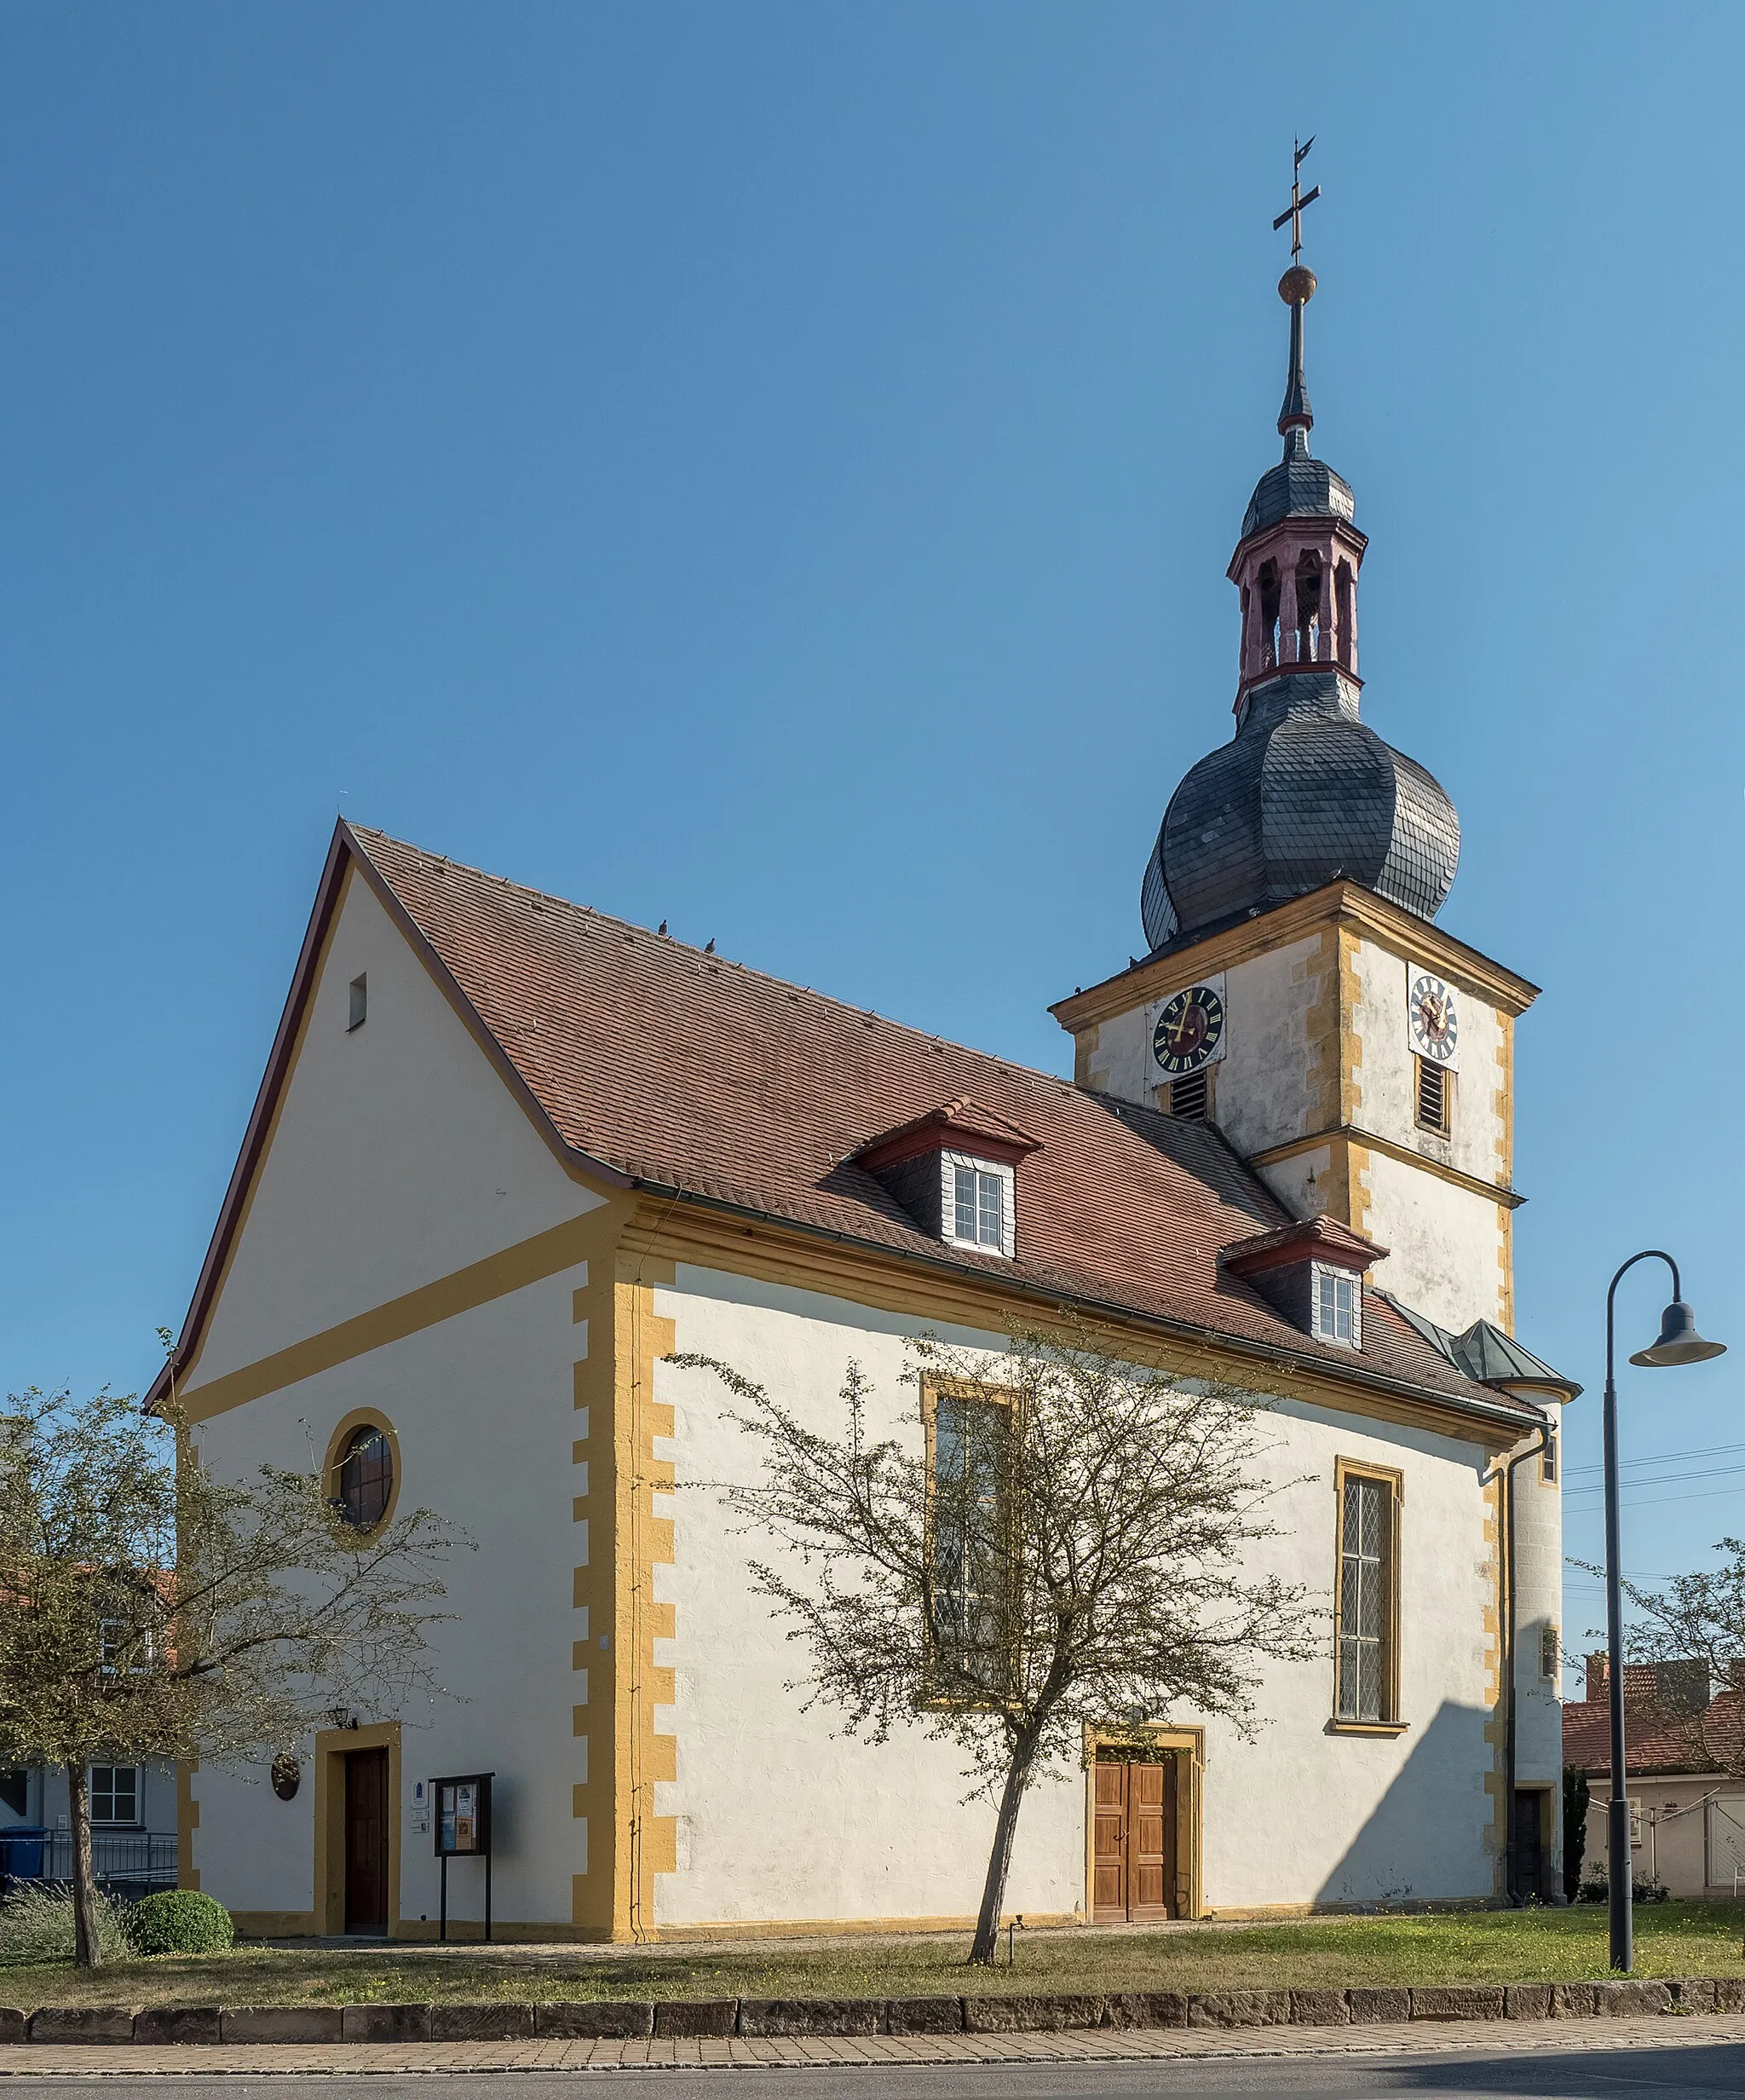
334;1424;393;1531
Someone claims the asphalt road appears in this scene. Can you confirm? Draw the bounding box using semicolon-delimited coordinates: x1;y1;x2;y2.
13;2049;1745;2097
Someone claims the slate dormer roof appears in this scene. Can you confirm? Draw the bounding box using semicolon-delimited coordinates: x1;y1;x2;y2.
149;822;1553;1434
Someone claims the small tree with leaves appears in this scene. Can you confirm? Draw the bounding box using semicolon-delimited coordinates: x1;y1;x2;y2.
671;1324;1316;1964
0;1387;465;1968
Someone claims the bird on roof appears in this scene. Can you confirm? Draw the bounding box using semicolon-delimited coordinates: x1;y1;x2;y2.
658;920;668;936
704;938;715;954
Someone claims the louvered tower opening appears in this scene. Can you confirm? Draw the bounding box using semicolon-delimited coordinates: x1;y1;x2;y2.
1169;1069;1209;1121
1415;1058;1448;1134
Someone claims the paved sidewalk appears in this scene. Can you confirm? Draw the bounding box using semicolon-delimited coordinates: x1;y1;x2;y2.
2;2010;1745;2074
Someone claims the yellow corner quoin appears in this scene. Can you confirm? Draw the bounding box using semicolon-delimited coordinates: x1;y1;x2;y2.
176;1761;199;1893
566;1214;621;1936
1479;1466;1506;1891
609;1253;678;1942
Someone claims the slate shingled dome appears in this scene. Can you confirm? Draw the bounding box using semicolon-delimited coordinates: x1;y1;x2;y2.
1239;429;1356;539
1139;268;1460;955
1140;671;1460;950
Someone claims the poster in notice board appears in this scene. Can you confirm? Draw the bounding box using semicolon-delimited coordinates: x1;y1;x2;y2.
433;1773;492;1857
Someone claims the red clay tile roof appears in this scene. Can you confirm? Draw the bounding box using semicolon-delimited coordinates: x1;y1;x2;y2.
327;827;1537;1421
348;826;1541;1416
1564;1693;1745;1778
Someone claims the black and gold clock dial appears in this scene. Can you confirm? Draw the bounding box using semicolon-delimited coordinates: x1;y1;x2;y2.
1408;972;1459;1064
1152;984;1225;1076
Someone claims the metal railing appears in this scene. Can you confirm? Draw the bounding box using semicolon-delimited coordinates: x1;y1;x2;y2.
0;1831;176;1890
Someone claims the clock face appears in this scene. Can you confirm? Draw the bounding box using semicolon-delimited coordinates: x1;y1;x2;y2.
1152;984;1226;1076
1408;971;1459;1065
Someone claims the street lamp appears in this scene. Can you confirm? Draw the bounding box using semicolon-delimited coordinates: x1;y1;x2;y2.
1603;1251;1726;1974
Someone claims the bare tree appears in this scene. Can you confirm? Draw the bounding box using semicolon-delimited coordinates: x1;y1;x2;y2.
671;1324;1315;1964
1607;1542;1745;1776
0;1387;466;1967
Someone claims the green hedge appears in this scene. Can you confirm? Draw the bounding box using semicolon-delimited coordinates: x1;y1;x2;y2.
124;1889;235;1956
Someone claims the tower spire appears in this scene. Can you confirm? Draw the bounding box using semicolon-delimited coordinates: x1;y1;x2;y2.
1271;137;1320;458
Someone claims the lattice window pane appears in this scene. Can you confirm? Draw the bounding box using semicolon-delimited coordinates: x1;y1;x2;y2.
976;1173;1003;1248
953;1166;978;1243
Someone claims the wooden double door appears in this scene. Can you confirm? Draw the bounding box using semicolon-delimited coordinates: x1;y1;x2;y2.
343;1746;389;1936
1093;1754;1178;1922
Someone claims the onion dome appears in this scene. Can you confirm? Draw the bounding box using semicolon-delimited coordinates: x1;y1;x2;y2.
1139;257;1460;954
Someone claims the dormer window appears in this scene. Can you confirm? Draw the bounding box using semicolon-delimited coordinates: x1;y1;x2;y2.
1313;1265;1361;1349
1222;1214;1383;1353
944;1155;1014;1259
851;1099;1038;1262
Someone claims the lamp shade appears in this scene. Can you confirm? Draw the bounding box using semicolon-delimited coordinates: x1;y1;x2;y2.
1629;1301;1728;1368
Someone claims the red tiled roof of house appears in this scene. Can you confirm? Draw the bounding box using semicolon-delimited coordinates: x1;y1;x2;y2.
1564;1692;1745;1779
326;827;1537;1422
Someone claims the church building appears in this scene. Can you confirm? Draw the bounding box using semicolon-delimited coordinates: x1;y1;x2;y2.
152;230;1575;1940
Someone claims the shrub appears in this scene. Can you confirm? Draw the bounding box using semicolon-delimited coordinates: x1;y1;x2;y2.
124;1889;234;1956
1575;1866;1670;1904
0;1884;130;1965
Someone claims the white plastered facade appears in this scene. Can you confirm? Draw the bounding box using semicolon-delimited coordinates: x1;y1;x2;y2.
173;857;1563;1935
654;1263;1523;1921
178;868;607;1936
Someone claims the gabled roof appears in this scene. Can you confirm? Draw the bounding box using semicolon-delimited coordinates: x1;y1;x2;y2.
853;1098;1043;1174
1223;1214;1387;1279
150;822;1551;1430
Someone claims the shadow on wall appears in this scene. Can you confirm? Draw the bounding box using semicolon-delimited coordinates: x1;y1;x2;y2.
1314;1701;1495;1908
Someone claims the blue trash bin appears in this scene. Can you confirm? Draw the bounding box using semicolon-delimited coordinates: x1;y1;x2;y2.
0;1827;47;1878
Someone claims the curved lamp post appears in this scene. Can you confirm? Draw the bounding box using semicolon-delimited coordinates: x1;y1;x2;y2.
1604;1252;1726;1973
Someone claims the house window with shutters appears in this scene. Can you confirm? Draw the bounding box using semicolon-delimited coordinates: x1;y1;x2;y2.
925;1388;1010;1697
1333;1462;1402;1728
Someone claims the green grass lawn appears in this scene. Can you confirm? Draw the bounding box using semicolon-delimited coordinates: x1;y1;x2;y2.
3;1904;1745;2010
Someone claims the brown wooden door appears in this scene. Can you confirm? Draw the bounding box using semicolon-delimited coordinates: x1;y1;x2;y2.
1092;1760;1127;1918
343;1747;389;1935
1092;1756;1177;1922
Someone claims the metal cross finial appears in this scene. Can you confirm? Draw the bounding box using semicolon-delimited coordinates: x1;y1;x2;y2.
1272;136;1322;258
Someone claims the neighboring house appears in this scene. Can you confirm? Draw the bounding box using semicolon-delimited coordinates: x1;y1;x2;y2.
150;256;1575;1941
0;1763;178;1898
1564;1658;1745;1900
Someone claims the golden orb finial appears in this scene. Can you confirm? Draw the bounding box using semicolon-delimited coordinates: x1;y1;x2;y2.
1278;264;1317;306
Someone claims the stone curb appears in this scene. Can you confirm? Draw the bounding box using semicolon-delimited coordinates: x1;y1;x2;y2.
3;1977;1741;2045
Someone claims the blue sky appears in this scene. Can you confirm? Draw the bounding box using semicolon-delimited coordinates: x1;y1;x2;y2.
3;3;1742;1643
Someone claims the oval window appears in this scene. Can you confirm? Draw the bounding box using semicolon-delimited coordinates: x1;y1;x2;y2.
335;1424;393;1531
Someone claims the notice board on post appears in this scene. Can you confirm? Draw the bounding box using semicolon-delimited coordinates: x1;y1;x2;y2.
430;1771;494;1938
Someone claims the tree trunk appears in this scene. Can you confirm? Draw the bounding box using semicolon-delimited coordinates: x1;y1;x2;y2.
968;1732;1040;1965
66;1761;102;1970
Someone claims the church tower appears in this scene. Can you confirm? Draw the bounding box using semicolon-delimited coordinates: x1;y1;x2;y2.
1052;173;1535;1337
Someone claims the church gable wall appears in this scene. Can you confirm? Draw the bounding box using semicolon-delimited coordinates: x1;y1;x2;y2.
183;867;604;1402
651;1263;1506;1928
